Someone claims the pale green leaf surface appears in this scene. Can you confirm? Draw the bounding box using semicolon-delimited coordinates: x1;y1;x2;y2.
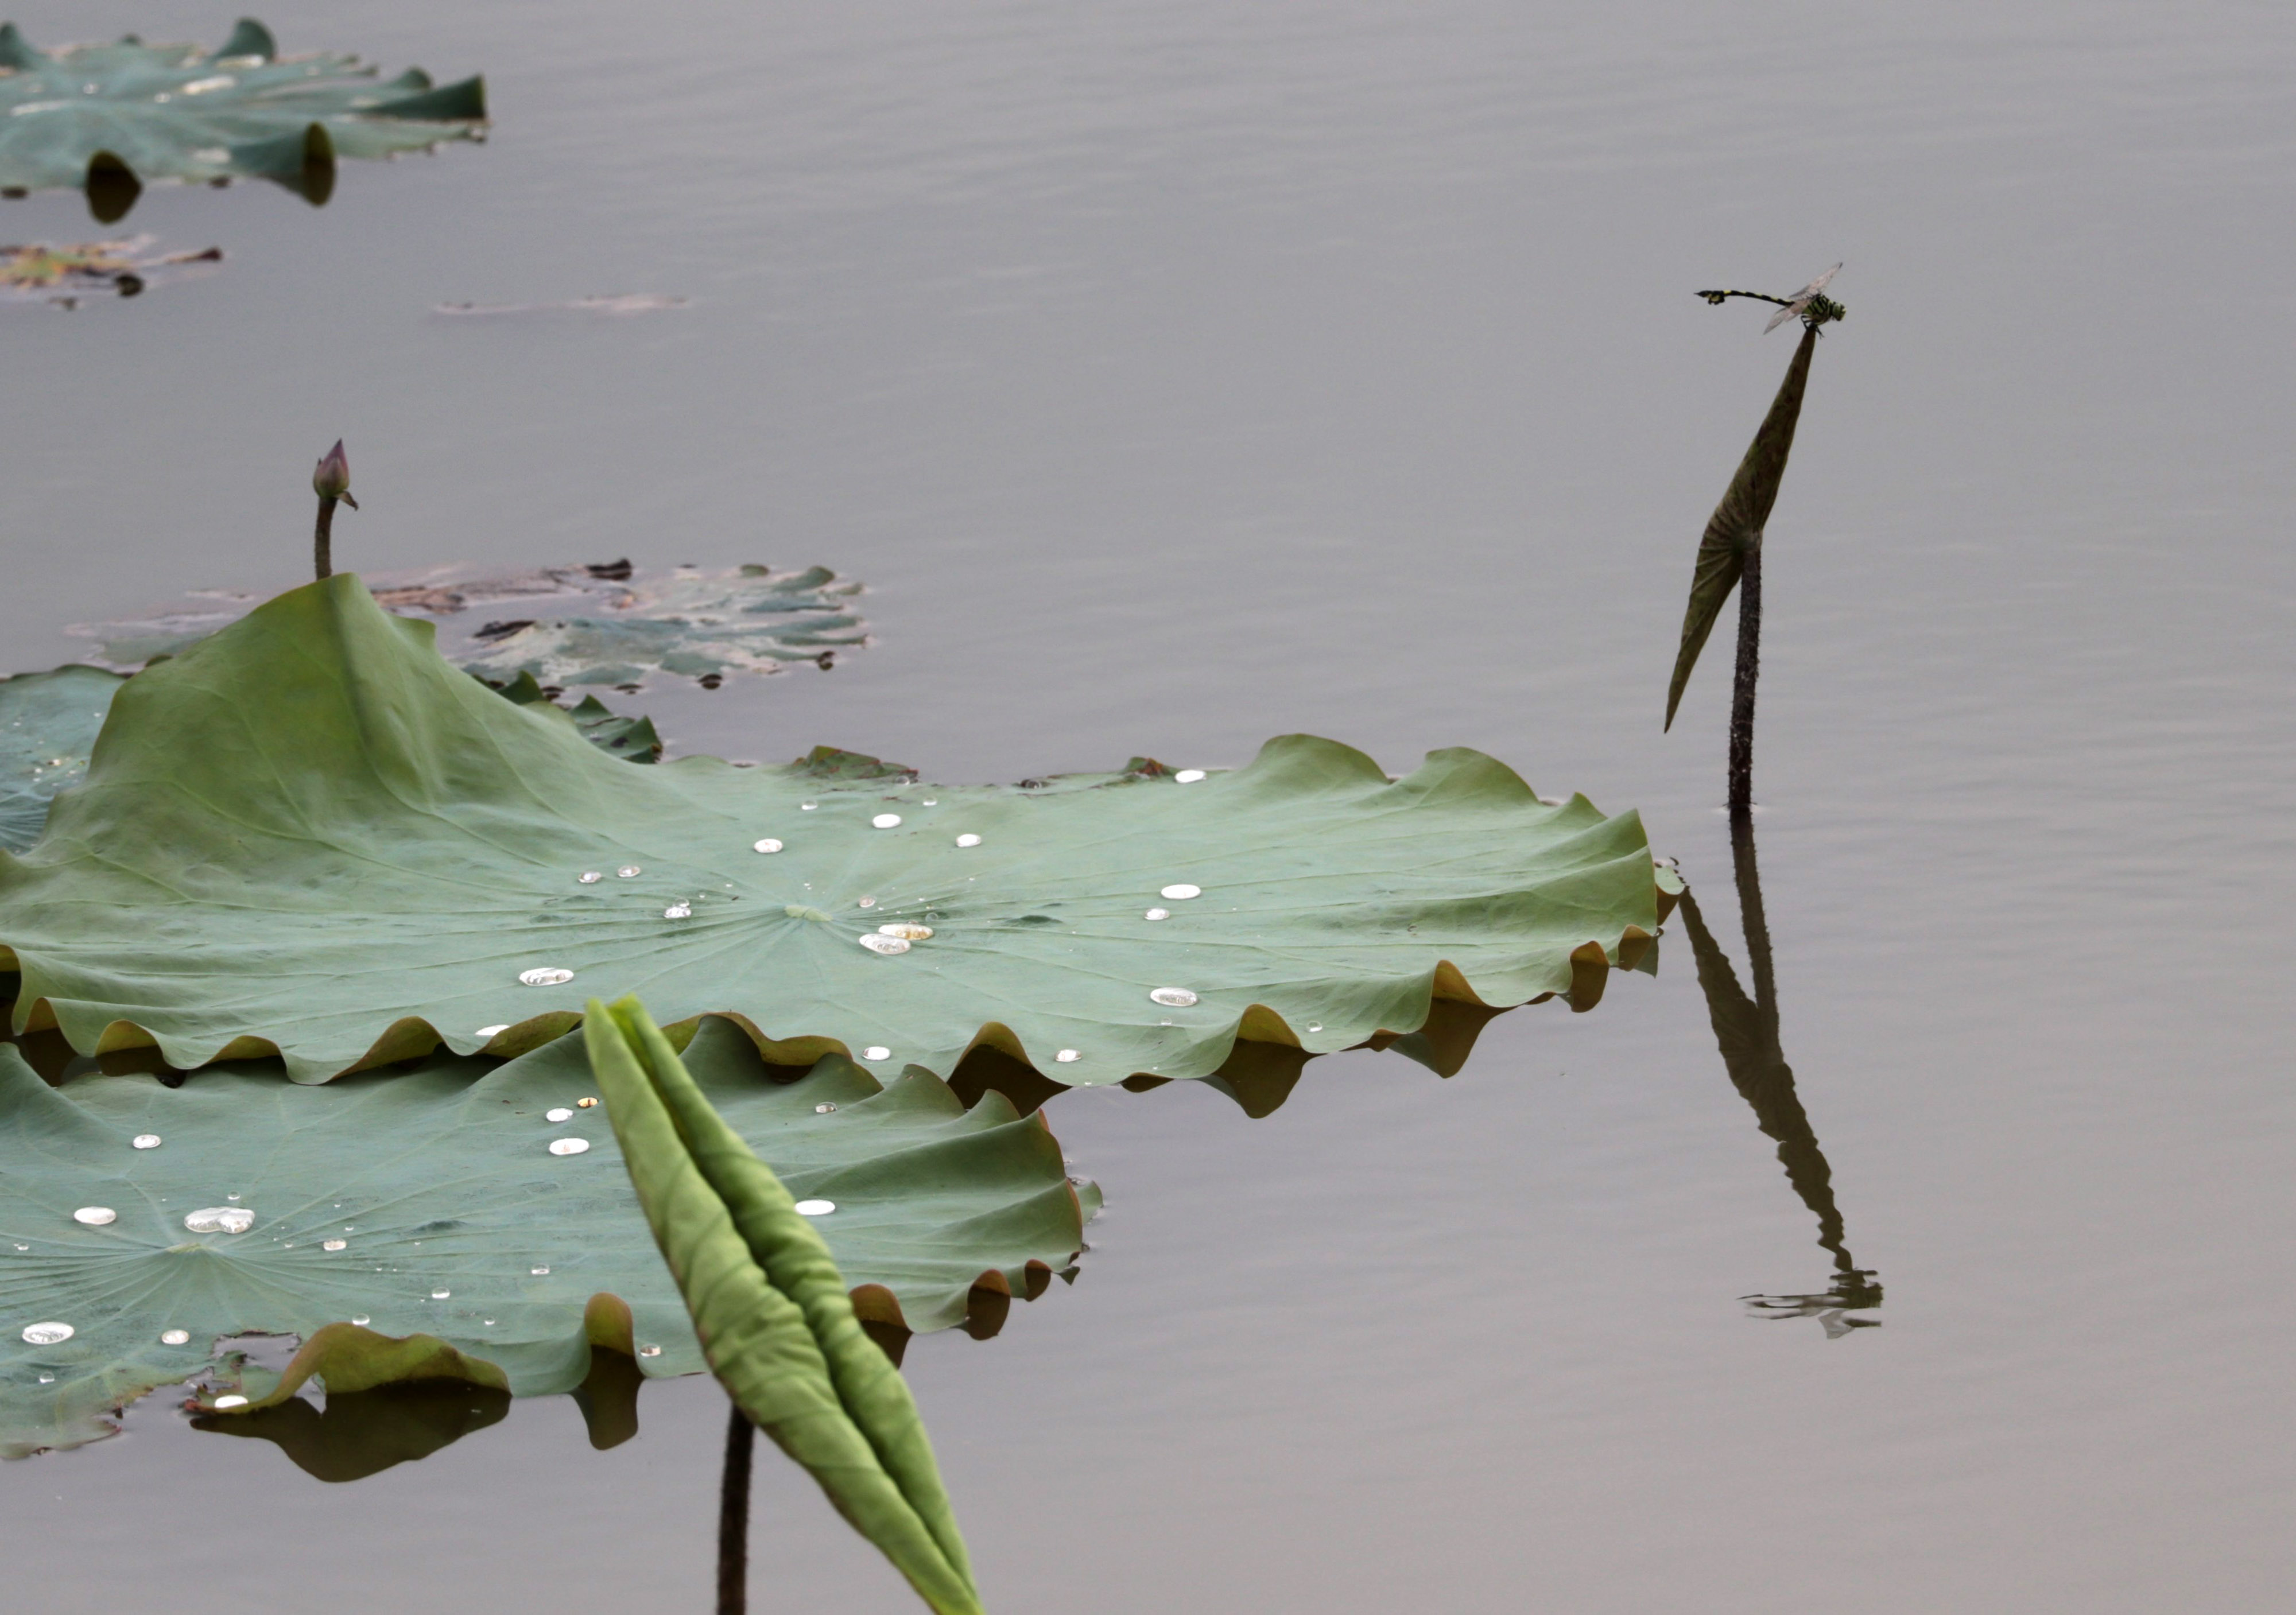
0;1018;1089;1455
589;998;982;1615
0;576;1662;1085
0;662;656;854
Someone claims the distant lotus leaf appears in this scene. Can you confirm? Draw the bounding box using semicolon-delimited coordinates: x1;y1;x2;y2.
1;235;222;305
0;1017;1093;1456
0;665;120;853
0;577;1667;1087
587;997;983;1615
0;661;656;854
453;564;868;686
0;18;483;219
67;560;867;688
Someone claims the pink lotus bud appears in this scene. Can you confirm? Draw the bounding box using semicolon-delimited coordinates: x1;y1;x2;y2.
312;439;352;503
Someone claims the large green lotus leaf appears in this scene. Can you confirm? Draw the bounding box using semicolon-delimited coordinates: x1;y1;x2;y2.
67;561;867;688
0;1017;1094;1456
0;576;1662;1086
0;665;121;854
0;19;482;211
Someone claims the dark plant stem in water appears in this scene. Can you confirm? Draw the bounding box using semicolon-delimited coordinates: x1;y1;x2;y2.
1727;539;1761;819
718;1399;755;1615
313;496;338;581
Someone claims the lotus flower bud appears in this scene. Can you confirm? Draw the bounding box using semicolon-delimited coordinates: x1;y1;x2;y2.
312;439;352;503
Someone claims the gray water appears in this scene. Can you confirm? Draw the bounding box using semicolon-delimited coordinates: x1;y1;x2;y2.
4;1;2293;1609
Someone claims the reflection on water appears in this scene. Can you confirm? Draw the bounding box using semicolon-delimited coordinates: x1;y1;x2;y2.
192;1380;511;1484
718;1401;755;1615
1676;819;1881;1337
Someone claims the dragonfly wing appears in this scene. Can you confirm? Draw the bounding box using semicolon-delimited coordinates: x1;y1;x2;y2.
1763;300;1803;333
1804;262;1841;295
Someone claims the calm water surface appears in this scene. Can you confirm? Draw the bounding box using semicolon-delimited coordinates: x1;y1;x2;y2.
3;2;2291;1609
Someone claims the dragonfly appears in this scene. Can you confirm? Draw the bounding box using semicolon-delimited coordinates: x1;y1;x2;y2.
1697;263;1845;332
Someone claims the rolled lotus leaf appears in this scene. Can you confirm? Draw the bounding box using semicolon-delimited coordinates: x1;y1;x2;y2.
585;995;983;1615
1665;323;1818;731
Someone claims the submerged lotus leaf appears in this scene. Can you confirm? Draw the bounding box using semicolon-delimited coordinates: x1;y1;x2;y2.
0;577;1663;1086
0;665;121;853
0;19;483;215
1;235;222;304
0;1018;1093;1455
68;560;867;688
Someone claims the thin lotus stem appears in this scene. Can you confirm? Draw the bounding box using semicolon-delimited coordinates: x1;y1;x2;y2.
314;495;337;581
718;1398;755;1615
1727;538;1761;818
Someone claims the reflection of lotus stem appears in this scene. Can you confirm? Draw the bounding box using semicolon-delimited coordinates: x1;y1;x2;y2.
314;496;338;581
1728;539;1760;818
719;1399;754;1614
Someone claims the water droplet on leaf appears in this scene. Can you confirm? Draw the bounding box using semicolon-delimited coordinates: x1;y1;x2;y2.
955;833;982;848
549;1138;591;1156
532;1266;549;1276
872;813;902;829
753;838;783;853
519;966;575;987
577;1097;598;1108
431;1289;451;1300
72;1207;116;1226
858;934;910;956
1143;907;1169;921
21;1322;72;1346
212;1393;248;1410
184;1207;254;1234
639;1345;662;1357
323;1238;347;1251
1056;1049;1081;1063
815;1102;836;1114
1149;987;1199;1008
663;902;692;919
878;923;933;941
131;1135;161;1150
860;1047;890;1062
794;1199;836;1216
160;1329;190;1346
1160;884;1201;900
1175;769;1207;783
546;1107;573;1123
578;871;604;884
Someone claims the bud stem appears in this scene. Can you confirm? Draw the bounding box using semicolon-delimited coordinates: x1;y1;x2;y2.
315;495;338;580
